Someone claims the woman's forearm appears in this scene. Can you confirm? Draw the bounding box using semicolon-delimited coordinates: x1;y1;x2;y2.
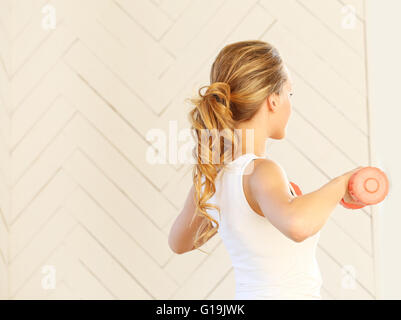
168;185;216;254
289;175;348;239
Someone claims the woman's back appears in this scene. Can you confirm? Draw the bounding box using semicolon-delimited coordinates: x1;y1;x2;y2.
206;153;323;299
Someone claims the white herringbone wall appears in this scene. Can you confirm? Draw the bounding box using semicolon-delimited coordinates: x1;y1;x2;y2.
0;0;11;299
0;0;374;299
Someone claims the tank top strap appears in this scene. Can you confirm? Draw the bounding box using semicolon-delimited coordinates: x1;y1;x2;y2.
222;153;271;179
239;153;265;176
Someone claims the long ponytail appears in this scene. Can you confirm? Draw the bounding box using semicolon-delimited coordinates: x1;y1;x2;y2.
188;81;238;253
186;40;288;253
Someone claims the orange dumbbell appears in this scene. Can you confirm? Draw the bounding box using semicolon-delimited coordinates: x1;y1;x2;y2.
289;181;303;197
340;166;389;210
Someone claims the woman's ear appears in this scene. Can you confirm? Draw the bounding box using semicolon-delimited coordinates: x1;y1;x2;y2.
267;93;279;112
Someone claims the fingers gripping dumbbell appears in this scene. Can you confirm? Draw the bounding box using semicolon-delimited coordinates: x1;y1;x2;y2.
340;167;389;210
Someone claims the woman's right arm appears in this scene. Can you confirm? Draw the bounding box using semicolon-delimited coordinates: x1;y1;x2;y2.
249;159;362;242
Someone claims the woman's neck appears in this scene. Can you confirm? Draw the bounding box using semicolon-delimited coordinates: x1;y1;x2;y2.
233;126;267;159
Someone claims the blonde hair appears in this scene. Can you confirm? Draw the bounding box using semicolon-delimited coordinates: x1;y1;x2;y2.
187;40;288;253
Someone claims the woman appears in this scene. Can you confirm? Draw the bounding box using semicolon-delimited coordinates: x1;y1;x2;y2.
168;40;361;299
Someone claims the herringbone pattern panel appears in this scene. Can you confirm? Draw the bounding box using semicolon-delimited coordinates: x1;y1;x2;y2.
0;0;373;299
0;0;12;300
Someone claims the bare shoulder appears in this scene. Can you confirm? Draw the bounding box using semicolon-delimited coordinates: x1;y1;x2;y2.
248;158;285;181
242;158;294;224
246;158;290;198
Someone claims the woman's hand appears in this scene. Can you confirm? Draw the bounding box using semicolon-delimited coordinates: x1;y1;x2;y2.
341;166;364;205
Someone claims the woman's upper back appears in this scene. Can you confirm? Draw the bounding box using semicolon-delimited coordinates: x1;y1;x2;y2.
206;153;322;291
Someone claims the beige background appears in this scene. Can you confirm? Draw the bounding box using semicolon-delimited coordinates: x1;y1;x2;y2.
0;0;379;299
365;0;401;299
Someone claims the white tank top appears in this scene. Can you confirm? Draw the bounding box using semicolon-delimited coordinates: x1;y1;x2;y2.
205;153;323;299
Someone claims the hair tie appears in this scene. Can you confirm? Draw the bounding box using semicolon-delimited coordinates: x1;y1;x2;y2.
203;82;230;106
212;94;223;103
